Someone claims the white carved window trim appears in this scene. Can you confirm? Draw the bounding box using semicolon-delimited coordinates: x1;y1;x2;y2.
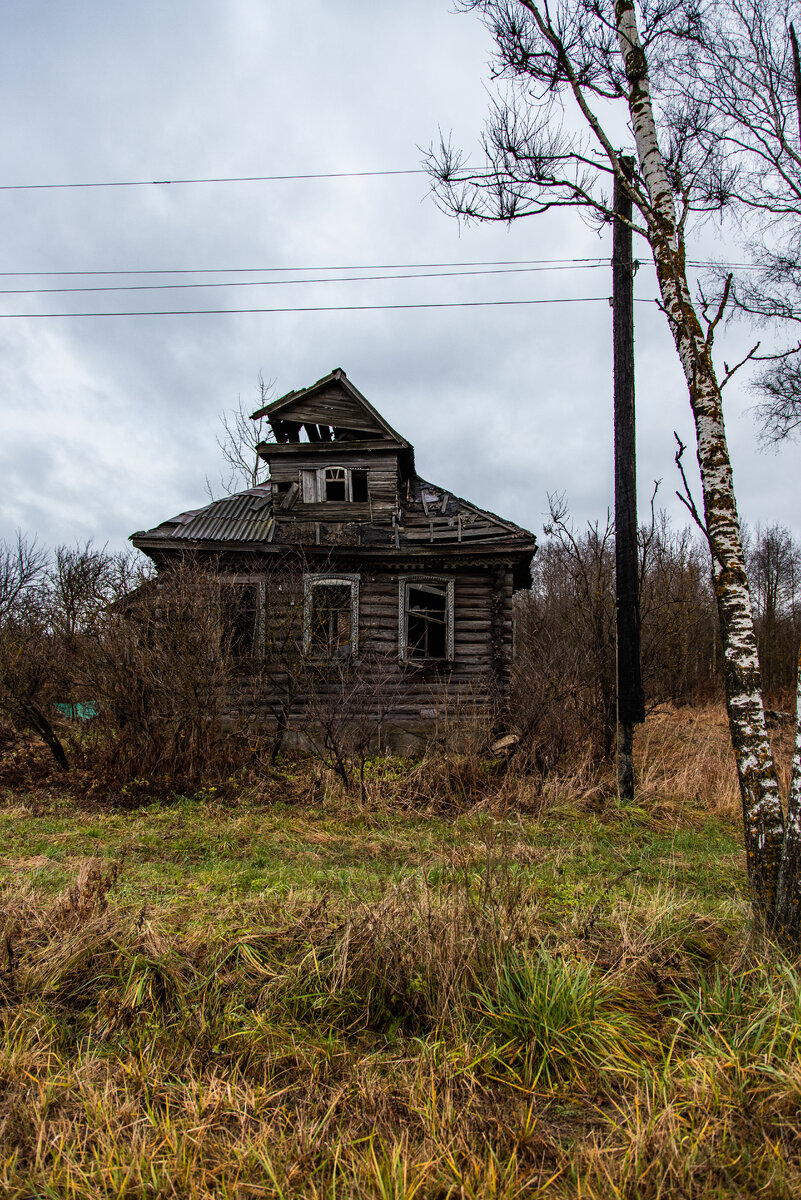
303;573;360;657
398;575;455;662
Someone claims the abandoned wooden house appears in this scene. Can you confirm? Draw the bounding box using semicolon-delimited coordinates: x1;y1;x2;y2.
131;369;537;749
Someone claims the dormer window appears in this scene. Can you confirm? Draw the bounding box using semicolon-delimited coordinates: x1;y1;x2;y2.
324;467;347;501
300;467;369;503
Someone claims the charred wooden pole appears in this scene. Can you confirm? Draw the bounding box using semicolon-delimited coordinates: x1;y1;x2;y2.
613;157;645;801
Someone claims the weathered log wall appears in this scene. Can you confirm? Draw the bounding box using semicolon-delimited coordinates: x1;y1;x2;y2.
223;561;515;750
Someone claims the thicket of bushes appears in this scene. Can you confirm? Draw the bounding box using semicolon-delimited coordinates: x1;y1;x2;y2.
0;506;798;792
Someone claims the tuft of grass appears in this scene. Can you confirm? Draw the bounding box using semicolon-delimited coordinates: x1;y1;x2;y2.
476;946;656;1087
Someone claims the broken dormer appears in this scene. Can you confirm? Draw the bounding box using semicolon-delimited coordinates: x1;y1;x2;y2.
253;368;413;534
130;368;536;750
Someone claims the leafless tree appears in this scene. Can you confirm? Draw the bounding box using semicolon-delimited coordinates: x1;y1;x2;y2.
427;0;801;940
83;560;236;785
0;535;69;768
302;651;405;799
513;498;723;770
655;0;801;443
639;510;719;706
207;374;274;498
745;523;801;695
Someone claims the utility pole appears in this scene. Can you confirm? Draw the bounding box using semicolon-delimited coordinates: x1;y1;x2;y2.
613;157;645;801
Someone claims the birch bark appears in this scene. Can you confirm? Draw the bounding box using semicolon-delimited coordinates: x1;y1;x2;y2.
776;647;801;939
615;0;786;918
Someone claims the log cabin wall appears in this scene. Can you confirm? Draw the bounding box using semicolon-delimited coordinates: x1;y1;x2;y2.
221;559;514;750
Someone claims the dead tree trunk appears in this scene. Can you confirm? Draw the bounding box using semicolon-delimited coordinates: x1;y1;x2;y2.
613;157;645;801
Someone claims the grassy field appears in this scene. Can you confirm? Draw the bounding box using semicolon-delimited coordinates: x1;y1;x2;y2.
1;707;800;1198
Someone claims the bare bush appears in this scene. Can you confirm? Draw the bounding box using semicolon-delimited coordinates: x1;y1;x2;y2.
0;535;69;769
82;561;239;788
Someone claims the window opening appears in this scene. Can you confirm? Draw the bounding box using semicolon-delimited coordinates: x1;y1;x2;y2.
399;578;454;662
324;467;347;501
299;467;369;503
221;581;262;657
351;469;368;502
304;575;359;657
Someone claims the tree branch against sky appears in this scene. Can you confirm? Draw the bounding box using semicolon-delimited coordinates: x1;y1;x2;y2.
427;0;801;940
664;0;801;442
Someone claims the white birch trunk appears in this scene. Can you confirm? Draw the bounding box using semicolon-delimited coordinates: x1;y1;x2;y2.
615;0;786;918
776;646;801;938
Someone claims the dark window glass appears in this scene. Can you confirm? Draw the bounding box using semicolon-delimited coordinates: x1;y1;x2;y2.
406;586;447;660
222;583;260;656
310;584;352;655
324;467;347;501
351;469;368;502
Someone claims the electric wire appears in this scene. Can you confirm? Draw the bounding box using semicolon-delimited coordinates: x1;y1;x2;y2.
0;258;757;285
0;296;620;318
0;169;428;192
0;262;610;297
0;257;609;278
0;255;757;278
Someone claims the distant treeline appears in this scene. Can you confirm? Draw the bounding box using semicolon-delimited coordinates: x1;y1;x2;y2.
512;503;801;766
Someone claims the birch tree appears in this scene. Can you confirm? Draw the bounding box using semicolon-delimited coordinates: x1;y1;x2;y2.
427;0;801;941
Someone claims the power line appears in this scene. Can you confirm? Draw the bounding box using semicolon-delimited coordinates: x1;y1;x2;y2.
0;262;609;297
0;296;617;319
0;256;608;278
0;168;428;192
0;256;759;280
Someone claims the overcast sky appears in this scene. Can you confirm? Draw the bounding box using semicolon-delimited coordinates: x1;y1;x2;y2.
0;0;797;559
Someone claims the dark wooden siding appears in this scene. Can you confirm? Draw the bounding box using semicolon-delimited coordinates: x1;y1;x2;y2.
224;561;514;741
274;386;386;433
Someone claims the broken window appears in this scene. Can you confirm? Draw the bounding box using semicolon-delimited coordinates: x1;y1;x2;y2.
304;574;359;657
299;467;370;503
324;467;348;501
398;577;454;662
221;581;263;657
351;469;368;502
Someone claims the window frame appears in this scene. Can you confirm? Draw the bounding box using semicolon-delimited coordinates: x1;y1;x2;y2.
299;466;369;504
398;575;455;663
220;576;266;658
303;573;360;658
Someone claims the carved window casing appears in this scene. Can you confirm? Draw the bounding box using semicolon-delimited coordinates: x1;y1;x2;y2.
398;576;454;662
303;574;359;657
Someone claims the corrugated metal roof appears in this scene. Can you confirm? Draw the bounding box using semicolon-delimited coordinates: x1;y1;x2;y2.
174;513;274;542
139;486;275;544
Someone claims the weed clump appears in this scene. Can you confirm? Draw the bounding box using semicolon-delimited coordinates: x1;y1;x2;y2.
477;947;656;1087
